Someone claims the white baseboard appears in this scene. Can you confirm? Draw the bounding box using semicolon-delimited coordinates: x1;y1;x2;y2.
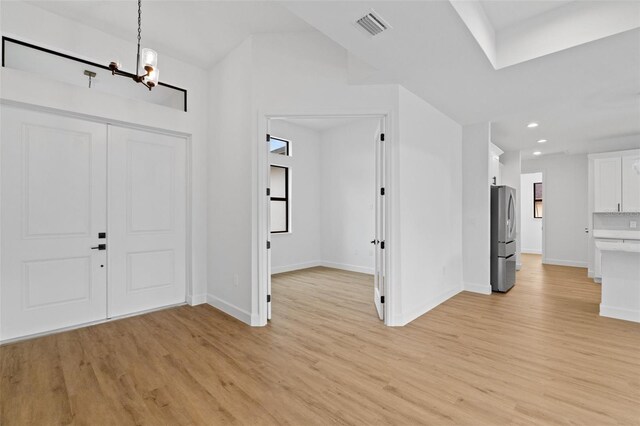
463;282;492;295
250;313;262;326
271;260;322;274
320;261;374;275
543;258;588;268
206;294;252;325
588;269;594;278
516;262;522;271
187;293;207;306
398;287;462;326
600;304;640;323
521;249;542;254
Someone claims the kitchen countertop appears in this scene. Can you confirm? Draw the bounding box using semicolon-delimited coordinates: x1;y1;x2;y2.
596;240;640;253
593;230;640;240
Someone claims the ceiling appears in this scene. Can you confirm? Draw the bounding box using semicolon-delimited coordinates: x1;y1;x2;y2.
480;0;573;31
20;1;640;159
27;1;313;69
284;1;640;159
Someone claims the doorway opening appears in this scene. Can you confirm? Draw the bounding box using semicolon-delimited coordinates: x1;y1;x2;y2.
260;114;389;326
520;172;544;267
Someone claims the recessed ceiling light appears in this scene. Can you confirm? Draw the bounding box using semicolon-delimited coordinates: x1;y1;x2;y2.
533;151;542;156
537;139;547;143
527;122;539;128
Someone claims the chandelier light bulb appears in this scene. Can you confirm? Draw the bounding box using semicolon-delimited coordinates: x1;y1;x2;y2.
146;68;160;87
140;48;158;71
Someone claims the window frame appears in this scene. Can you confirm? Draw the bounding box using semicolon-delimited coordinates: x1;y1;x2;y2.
269;136;291;156
2;36;188;112
533;182;543;219
270;164;289;234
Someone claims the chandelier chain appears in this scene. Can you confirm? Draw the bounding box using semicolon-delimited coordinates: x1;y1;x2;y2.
137;0;142;46
135;0;142;76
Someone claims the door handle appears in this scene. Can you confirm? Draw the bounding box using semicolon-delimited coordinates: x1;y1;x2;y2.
91;244;106;250
370;239;379;245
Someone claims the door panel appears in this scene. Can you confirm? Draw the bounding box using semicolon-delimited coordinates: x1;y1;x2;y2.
128;141;176;232
24;125;93;237
594;157;622;212
107;126;186;317
1;107;107;341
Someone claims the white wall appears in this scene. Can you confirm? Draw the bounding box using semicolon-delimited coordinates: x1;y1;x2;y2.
397;87;463;324
320;119;379;274
500;150;522;268
1;1;210;305
521;172;543;254
522;154;588;267
462;122;492;294
269;120;322;273
207;38;255;323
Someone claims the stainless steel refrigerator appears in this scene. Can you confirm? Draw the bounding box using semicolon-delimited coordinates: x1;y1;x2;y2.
491;185;517;292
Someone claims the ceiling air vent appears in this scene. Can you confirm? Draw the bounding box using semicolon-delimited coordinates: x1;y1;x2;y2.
356;10;391;37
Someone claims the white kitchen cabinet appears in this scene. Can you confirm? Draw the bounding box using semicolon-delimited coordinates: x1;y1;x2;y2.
588;150;640;281
594;157;622;212
594;238;623;280
622;155;640;212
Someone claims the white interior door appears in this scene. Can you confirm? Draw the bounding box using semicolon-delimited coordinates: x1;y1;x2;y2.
267;132;272;321
374;121;385;321
1;106;107;341
107;126;186;317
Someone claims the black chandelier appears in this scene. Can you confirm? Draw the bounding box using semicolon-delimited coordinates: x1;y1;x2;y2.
108;0;159;90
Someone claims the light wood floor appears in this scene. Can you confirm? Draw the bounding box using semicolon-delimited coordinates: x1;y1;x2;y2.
1;254;639;425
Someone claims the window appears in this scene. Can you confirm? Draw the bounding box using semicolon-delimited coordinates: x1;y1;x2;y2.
270;165;289;233
269;136;290;156
533;182;543;218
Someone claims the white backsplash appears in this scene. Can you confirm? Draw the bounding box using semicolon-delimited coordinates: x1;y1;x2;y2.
593;212;640;230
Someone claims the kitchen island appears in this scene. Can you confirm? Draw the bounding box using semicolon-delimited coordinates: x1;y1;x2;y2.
596;240;640;323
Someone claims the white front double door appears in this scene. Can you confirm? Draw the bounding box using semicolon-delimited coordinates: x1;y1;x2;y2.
1;106;186;341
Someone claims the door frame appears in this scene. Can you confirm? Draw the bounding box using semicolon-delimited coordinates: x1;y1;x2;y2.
540;170;546;263
520;170;546;262
257;109;393;326
0;100;194;342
